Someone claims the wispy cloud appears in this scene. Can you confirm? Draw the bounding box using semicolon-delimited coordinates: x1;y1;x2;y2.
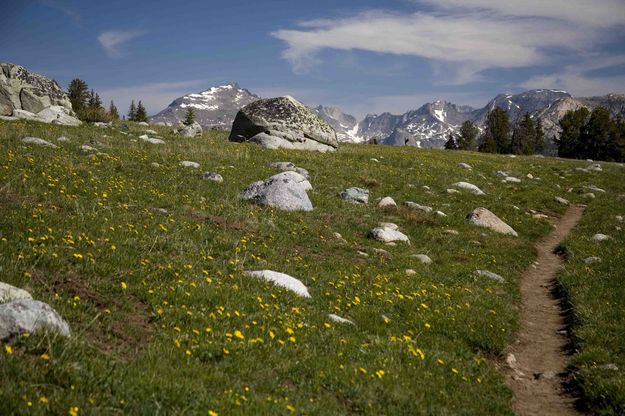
38;0;81;24
97;30;145;58
272;1;625;84
97;79;209;117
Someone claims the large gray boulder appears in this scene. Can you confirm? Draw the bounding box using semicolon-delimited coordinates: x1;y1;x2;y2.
241;172;313;211
175;121;203;138
0;299;70;339
229;96;339;152
0;282;32;304
340;187;369;204
0;63;74;117
468;207;518;237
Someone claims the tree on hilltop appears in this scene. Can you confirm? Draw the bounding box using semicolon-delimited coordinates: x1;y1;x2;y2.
510;113;536;155
68;79;89;112
135;101;148;122
109;101;119;121
479;108;509;153
127;100;137;121
458;120;478;150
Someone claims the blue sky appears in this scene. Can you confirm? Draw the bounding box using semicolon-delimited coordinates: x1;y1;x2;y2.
2;0;625;119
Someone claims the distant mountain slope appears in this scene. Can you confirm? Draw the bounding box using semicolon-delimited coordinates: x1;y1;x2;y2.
150;83;260;127
313;105;362;143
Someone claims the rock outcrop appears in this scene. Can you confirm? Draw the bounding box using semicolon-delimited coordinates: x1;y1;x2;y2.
0;63;80;126
229;96;339;152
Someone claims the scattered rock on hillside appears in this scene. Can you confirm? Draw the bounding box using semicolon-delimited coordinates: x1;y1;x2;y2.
21;137;57;148
583;256;601;264
447;188;460;194
151;162;161;168
592;233;610;242
527;173;534;179
475;270;505;283
0;282;32;304
137;121;149;126
270;171;312;190
141;137;165;144
56;136;70;143
228;96;338;152
244;270;311;297
405;269;417;276
435;210;447;217
241;173;313;211
202;172;223;182
340;187;369;204
504;176;521;183
144;129;158;135
468;207;518;237
269;162;309;178
412;254;432;265
328;314;354;325
585;185;605;193
581;193;595;199
452;182;485;195
378;196;396;208
369;223;409;243
404;201;433;213
586;163;602;172
0;299;70;339
616;215;623;222
443;229;459;235
495;170;510;177
81;144;97;152
180;161;200;169
554;196;569;205
458;162;472;169
175;121;203;138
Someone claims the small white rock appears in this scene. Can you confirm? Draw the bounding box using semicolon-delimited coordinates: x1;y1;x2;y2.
458;162;472;169
244;270;311;298
554;196;569;205
22;137;57;148
378;196;397;208
180;161;200;169
412;254;432;265
328;314;354;325
592;233;610;242
405;269;417;276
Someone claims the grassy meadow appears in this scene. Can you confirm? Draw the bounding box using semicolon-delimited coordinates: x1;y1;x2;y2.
0;119;623;415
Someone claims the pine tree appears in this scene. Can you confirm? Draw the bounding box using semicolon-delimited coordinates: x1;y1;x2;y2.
556;107;589;158
184;107;195;126
510;113;536;155
109;101;119;121
458;120;478;150
135;101;148;122
127;100;137;121
67;79;89;112
94;93;103;110
479;108;509;153
88;89;96;108
534;119;545;154
581;107;612;160
444;132;459;150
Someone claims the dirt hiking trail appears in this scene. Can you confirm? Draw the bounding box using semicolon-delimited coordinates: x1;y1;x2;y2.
506;205;586;416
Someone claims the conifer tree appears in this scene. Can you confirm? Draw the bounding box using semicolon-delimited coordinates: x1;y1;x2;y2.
135;101;148;122
127;100;137;121
444;132;459;150
67;79;89;112
510;113;536;155
556;107;589;158
184;107;195;126
479;108;509;153
109;101;119;121
458;120;478;150
534;119;545;154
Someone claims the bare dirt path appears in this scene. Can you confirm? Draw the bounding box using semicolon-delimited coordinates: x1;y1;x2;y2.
506;205;586;416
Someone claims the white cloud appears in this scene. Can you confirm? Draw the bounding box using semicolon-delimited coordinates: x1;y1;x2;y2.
273;1;624;83
97;79;209;117
98;30;145;58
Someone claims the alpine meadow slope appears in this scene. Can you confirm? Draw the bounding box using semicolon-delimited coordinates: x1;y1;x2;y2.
1;119;624;415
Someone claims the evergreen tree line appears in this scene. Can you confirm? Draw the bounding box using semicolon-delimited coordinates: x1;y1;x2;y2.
555;107;625;162
445;108;544;155
67;78;148;123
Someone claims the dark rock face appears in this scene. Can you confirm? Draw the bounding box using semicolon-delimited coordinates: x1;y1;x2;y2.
150;83;260;128
0;63;73;116
229;96;339;151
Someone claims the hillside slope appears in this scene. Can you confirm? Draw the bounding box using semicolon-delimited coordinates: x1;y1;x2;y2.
1;120;623;415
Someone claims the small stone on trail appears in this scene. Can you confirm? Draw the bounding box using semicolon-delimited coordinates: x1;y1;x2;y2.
591;233;610;242
0;282;32;304
534;371;557;380
202;172;224;183
468;207;518;237
244;270;311;298
452;181;485;195
554;196;569;205
22;137;57;148
328;314;354;325
378;196;396;208
340;187;369;204
180;161;200;169
475;270;505;283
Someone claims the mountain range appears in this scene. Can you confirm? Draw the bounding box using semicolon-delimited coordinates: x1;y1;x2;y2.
150;84;625;152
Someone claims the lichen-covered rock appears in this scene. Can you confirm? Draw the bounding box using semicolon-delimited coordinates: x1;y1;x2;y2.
241;173;313;211
229;96;338;151
340;187;369;204
0;63;73;116
468;207;518;237
0;299;70;339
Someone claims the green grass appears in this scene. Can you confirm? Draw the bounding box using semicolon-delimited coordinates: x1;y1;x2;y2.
0;119;623;415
